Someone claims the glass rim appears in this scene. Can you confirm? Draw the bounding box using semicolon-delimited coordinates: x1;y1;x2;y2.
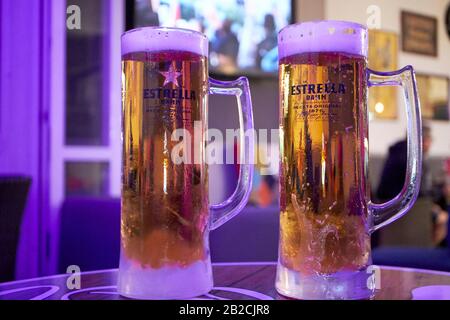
278;20;368;58
121;26;208;56
121;26;208;40
279;20;367;36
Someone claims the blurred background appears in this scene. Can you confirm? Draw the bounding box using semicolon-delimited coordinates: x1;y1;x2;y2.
1;0;450;281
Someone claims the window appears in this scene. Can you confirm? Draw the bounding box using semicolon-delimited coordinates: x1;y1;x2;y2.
47;0;123;275
65;0;108;145
65;162;109;196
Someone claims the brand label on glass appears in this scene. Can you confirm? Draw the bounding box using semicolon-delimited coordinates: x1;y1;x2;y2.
282;61;363;122
143;64;197;105
136;58;207;129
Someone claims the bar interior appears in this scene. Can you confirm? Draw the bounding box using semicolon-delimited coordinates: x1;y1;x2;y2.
1;0;450;300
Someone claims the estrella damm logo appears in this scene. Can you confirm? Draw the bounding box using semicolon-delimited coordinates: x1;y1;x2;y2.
290;82;346;101
143;88;196;101
143;63;196;104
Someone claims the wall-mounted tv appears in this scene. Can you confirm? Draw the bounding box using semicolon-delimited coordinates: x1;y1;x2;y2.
127;0;293;76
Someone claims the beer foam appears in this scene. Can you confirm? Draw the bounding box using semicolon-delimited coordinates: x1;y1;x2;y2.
122;27;208;56
278;20;368;59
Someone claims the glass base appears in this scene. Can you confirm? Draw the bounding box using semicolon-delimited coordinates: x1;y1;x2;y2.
276;263;374;300
118;256;213;299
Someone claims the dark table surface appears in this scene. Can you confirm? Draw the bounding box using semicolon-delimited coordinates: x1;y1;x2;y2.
1;263;450;300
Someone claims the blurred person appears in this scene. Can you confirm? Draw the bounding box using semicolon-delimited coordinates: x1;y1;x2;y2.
377;123;433;200
135;0;160;27
211;19;239;73
260;47;278;73
376;123;448;247
248;143;279;207
249;173;278;207
432;178;450;246
255;14;277;70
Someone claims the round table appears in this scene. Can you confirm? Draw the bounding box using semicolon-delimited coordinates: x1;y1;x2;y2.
1;263;450;300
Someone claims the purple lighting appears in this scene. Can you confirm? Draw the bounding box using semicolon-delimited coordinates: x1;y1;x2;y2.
412;285;450;300
0;0;449;303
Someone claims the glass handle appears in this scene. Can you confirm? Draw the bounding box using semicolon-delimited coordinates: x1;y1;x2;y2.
368;66;422;233
208;77;255;230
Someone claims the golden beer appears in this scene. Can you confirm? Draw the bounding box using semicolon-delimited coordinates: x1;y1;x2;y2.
119;27;254;300
279;52;370;275
121;50;209;268
276;20;422;300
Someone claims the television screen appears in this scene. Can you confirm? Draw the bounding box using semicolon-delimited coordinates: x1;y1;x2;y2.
131;0;293;75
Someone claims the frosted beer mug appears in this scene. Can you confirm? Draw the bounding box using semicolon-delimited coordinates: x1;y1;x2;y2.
277;21;422;299
119;27;254;299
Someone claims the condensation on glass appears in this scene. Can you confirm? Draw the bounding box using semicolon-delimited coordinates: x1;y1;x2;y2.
277;20;422;300
119;27;254;299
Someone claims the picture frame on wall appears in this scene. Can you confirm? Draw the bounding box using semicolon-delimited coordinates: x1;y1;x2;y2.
368;30;399;120
401;11;438;57
416;73;450;121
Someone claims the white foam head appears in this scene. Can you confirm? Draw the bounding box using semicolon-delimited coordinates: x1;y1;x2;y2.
278;20;368;59
121;27;208;57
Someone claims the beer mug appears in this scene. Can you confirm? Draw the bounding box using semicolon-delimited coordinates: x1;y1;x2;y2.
276;21;422;299
119;27;254;299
